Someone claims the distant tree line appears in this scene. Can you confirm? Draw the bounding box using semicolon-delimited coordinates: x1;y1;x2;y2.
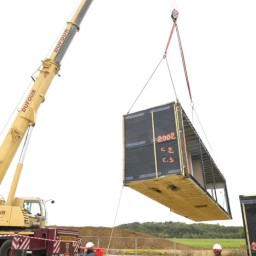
117;221;244;239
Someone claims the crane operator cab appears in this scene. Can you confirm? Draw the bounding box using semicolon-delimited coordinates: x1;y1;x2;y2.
16;197;47;228
0;197;47;228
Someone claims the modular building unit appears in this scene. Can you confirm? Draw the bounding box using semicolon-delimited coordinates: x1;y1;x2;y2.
239;195;256;256
123;102;232;221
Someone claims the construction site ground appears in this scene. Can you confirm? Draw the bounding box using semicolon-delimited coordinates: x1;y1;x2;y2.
50;226;246;255
52;226;193;250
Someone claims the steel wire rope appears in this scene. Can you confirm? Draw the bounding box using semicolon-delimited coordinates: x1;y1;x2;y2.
173;14;217;162
192;107;224;203
0;6;68;139
0;68;40;139
164;57;178;101
174;19;215;159
166;9;222;195
170;0;177;11
106;185;124;255
192;108;214;155
126;56;165;114
44;3;79;63
175;23;193;104
1;5;70;138
127;9;180;114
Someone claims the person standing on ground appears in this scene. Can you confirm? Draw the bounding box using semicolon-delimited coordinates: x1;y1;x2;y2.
85;242;97;256
213;243;222;256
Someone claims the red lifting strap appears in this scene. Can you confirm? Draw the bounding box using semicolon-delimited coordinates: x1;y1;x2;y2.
164;9;179;57
164;9;193;103
176;25;193;102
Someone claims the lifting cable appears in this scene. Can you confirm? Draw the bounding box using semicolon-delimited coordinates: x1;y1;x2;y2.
174;17;193;105
126;4;216;161
126;10;178;114
0;73;38;139
126;57;165;114
169;12;216;157
165;9;215;158
165;9;194;112
106;185;124;255
126;9;193;114
163;9;180;104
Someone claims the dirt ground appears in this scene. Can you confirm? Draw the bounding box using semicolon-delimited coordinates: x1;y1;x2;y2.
52;226;192;250
51;226;246;255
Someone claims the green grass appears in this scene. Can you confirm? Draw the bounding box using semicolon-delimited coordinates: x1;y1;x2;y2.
171;238;246;249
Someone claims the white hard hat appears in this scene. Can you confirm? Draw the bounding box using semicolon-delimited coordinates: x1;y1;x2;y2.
85;242;94;248
213;243;222;252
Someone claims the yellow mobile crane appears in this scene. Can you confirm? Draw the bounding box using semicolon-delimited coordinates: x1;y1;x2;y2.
0;0;93;255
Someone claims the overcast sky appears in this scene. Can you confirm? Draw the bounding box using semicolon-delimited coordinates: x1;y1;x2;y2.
0;0;256;228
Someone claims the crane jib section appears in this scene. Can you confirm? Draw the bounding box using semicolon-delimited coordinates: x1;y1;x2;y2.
51;0;93;64
0;0;94;184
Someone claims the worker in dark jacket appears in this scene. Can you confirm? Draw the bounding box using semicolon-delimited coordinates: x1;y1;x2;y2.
85;242;97;256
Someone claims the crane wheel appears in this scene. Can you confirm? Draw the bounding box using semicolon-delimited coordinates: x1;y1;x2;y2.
0;240;12;256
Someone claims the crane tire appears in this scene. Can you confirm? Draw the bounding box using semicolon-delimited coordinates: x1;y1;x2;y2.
0;240;12;256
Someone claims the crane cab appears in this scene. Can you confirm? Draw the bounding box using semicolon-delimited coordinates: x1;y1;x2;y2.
123;102;232;221
0;197;47;228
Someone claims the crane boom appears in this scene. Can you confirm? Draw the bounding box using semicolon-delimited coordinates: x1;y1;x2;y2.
0;0;93;184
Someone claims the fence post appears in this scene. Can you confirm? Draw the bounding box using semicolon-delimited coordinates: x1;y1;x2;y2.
135;238;138;256
97;236;100;248
173;240;176;256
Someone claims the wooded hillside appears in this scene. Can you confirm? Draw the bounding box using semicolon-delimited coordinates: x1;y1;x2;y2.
116;221;244;239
